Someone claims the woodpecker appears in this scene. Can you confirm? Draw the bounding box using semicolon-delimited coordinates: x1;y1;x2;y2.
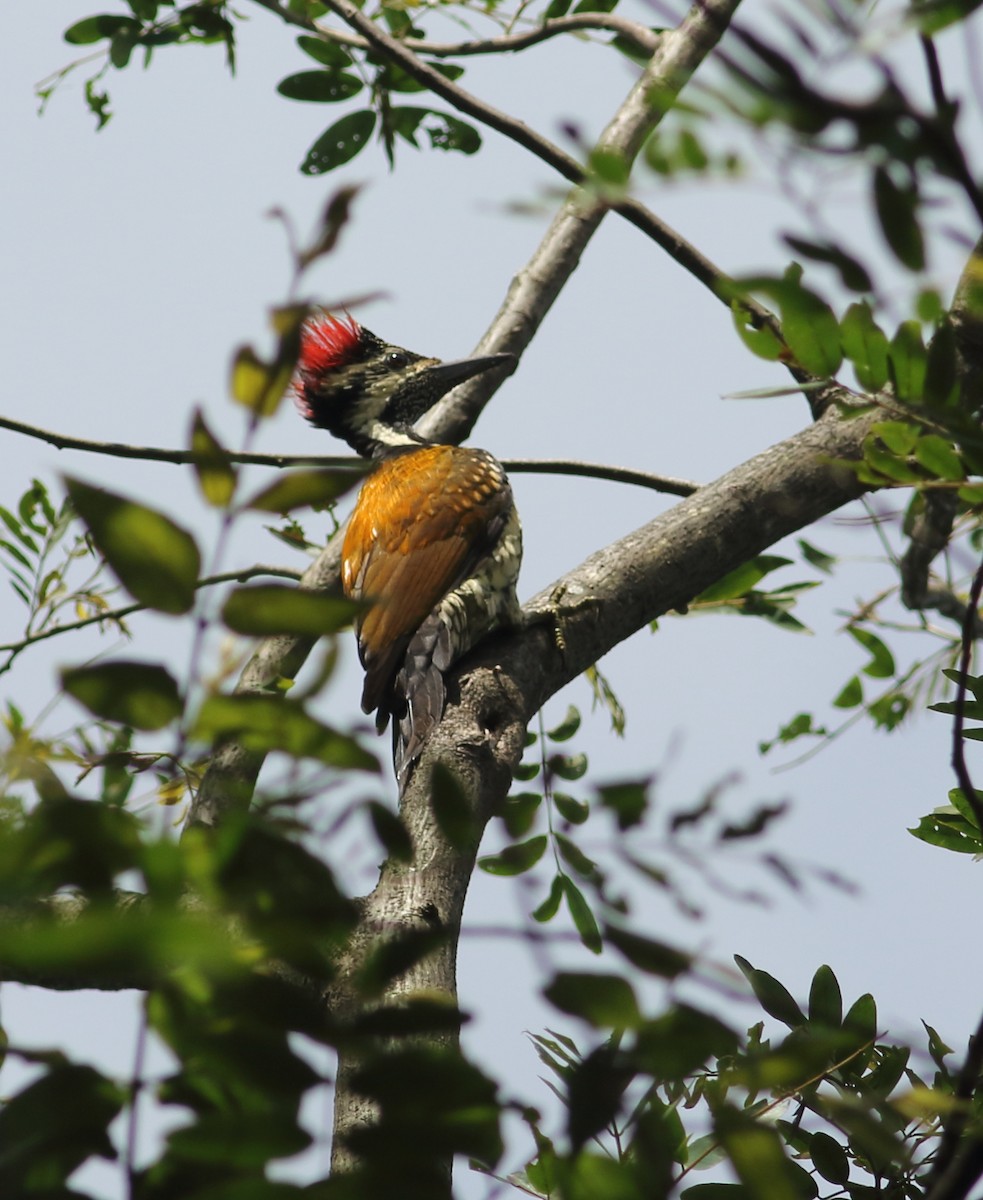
293;313;522;789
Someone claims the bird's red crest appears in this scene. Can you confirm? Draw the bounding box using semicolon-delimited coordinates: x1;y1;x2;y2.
297;312;364;379
294;312;365;423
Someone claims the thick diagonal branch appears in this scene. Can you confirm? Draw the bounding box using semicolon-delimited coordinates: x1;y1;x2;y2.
329;396;877;1168
189;0;744;829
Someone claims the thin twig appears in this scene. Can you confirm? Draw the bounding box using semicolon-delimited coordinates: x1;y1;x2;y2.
259;0;788;356
250;0;660;57
928;1009;983;1197
0;565;302;657
920;35;983;230
0;413;698;495
950;555;983;832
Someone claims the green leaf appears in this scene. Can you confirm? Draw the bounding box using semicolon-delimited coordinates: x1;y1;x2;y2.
915;434;963;480
190;409;237;507
731;302;784;362
848;627;895;679
563;877;602;954
909;810;983;854
66;478;200;615
366;801;414;863
697;556;791;604
545;972;641;1028
430;762;477;849
301;110;377;175
221;584;359;636
635;1006;738;1080
244;467;360;513
714;1105;802;1200
734;956;805;1028
62;661;182;731
889;320;928;402
357;927;447;997
478;834;547;876
808;964;842;1028
924;320;959;407
840;992;877;1077
809;1131;849;1184
597;780;649;829
0;1063;124;1186
502;791;541;838
605;926;691;978
874;419;919;456
167;1111;311;1166
296;34;352;67
419;111;481;155
947;787;983;830
64;14;140;44
554;792;589;824
277;70;362;103
555;832;599;881
832;675;863;709
797;537;836;574
532;874;564;923
783;236;872;292
780;285;842;377
914;0;983;34
194;695;379;771
873;165;925;271
840;302;889;392
547;705;581;742
549;751;588;781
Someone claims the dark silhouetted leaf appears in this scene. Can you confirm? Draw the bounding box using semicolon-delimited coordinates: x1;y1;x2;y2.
840;302;889;392
190;409;236;507
735;955;805;1028
244;467;361;513
301;110;377;175
65;14;140;43
430;762;477;849
221;584;358;636
810;1130;849;1184
478;834;547;876
277;70;362;102
296;34;352;67
606;926;692;978
873;165;925;271
545;972;641;1027
563;877;602;954
194;695;378;771
62;661;182;731
66;478;200;614
367;801;414;863
808;964;842;1028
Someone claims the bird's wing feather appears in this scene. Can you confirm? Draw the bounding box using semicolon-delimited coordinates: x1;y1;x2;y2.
342;448;511;718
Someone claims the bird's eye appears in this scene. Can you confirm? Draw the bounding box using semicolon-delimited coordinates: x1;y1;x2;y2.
387;351;409;368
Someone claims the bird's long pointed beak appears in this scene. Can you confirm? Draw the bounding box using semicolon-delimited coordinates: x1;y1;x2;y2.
426;352;516;396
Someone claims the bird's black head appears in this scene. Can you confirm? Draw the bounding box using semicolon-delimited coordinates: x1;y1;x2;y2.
293;313;515;457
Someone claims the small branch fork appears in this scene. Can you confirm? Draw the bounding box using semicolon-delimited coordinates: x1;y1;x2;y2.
248;0;787;368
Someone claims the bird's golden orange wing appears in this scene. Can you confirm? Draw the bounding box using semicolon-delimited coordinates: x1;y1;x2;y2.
342;446;512;718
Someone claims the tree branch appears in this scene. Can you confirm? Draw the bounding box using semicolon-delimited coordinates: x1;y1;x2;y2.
0;413;697;495
251;0;661;58
0;565;302;658
189;0;744;831
900;235;983;636
258;0;789;428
